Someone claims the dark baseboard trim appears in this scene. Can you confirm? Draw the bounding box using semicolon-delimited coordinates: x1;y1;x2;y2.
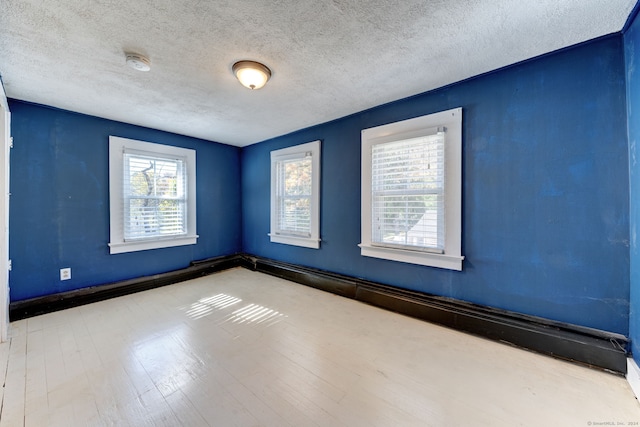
9;253;242;321
9;252;629;374
244;255;629;375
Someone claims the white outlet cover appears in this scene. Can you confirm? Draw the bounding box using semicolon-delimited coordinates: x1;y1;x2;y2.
60;268;71;281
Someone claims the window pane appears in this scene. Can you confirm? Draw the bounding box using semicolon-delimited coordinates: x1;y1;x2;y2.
373;194;442;248
283;158;312;195
124;154;186;241
280;197;311;234
276;157;312;236
371;133;445;251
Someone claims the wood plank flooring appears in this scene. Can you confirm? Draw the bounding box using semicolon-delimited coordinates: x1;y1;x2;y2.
0;267;638;426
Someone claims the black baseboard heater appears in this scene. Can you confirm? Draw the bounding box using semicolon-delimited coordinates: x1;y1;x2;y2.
9;253;629;375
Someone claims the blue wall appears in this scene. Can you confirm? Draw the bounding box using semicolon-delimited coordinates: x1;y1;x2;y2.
9;101;242;301
242;36;630;335
626;8;640;362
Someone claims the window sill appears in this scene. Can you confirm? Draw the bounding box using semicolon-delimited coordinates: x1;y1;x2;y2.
269;234;320;249
359;243;463;271
109;235;198;254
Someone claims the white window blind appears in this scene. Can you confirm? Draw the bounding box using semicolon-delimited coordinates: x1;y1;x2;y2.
274;154;312;237
123;150;187;241
371;129;445;253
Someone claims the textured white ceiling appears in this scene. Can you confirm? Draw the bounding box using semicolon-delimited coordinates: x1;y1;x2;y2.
0;1;636;147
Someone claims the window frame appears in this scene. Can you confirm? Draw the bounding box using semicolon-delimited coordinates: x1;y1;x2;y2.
360;108;463;270
269;140;321;249
108;136;198;254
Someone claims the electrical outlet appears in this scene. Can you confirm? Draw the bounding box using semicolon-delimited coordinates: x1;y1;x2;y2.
60;268;71;281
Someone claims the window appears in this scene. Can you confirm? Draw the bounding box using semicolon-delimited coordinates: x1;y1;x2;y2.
270;140;321;249
109;136;197;254
360;108;463;270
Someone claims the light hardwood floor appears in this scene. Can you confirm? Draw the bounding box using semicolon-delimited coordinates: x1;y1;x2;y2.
0;267;638;426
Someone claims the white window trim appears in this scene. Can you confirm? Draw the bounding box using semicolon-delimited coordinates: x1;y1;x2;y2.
269;140;321;249
109;136;198;254
360;108;464;270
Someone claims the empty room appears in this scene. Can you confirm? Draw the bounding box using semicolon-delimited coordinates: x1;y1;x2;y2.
2;0;640;426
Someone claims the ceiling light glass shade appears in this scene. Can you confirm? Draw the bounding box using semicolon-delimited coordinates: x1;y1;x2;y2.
233;60;271;90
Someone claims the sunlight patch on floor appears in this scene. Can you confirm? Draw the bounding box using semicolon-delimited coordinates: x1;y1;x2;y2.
181;293;242;320
226;303;286;326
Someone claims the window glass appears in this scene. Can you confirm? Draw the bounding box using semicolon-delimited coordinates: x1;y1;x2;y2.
275;156;312;236
371;133;445;252
124;153;187;240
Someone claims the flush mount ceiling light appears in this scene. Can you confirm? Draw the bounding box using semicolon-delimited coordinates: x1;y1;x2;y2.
232;60;271;90
125;53;151;72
